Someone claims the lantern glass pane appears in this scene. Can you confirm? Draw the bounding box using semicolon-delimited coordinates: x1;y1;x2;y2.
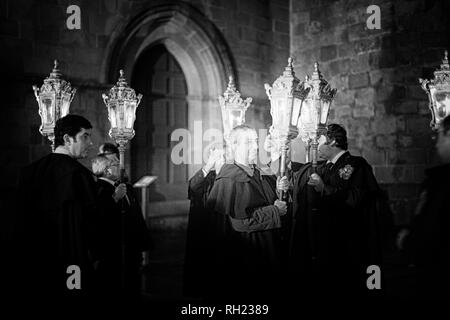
320;101;331;124
291;97;302;126
433;91;450;121
312;100;320;125
109;104;118;128
300;100;312;124
230;110;241;129
61;98;70;118
124;102;136;129
41;97;54;125
276;98;288;128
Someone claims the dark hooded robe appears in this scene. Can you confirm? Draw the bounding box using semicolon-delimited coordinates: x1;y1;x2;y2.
183;168;217;298
206;163;283;299
403;164;450;299
290;152;382;298
95;178;150;300
10;153;100;303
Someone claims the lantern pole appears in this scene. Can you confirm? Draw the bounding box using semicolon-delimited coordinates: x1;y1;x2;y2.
102;69;143;292
117;139;128;181
305;138;311;163
102;69;142;183
265;57;309;200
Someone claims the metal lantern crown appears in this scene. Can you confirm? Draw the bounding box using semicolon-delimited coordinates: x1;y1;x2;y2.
102;70;143;142
298;62;337;143
419;50;450;131
32;60;76;150
218;76;252;142
265;57;310;141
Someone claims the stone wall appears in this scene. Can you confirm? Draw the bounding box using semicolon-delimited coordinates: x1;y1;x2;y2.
290;0;450;225
0;0;290;209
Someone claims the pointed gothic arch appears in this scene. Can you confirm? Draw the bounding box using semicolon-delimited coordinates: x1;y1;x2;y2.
102;2;236;208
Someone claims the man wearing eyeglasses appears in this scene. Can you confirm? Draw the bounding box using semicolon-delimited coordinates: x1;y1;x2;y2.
92;154;149;302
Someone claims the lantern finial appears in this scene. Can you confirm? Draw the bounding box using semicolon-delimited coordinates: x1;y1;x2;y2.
225;75;236;94
49;59;62;79
117;69;128;87
311;62;322;80
441;50;449;70
283;57;295;77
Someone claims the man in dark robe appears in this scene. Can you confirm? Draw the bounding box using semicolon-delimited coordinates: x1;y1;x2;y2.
206;125;287;300
10;115;100;304
183;148;224;298
92;154;150;302
398;115;450;299
278;124;383;299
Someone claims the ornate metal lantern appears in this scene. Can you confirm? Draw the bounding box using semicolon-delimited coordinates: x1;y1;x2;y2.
419;50;450;131
102;69;142;179
218;76;252;159
298;62;337;167
265;57;310;197
32;60;76;151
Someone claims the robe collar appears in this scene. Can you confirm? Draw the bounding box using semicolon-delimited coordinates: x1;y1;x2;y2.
99;177;116;186
234;162;255;176
54;146;71;156
328;150;346;165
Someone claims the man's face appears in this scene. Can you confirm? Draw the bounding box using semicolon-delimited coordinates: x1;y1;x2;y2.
234;130;258;164
67;128;93;159
436;129;450;162
317;135;333;160
106;159;120;181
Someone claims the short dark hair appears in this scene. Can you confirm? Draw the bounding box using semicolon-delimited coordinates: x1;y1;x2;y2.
54;114;93;148
442;115;450;134
99;142;119;156
326;123;348;150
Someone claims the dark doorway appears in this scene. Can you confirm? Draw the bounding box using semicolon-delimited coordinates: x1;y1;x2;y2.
131;44;189;204
130;44;189;299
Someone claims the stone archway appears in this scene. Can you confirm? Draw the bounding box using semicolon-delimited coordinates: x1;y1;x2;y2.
104;3;236;215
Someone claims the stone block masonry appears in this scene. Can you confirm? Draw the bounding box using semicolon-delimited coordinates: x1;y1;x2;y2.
291;0;449;225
